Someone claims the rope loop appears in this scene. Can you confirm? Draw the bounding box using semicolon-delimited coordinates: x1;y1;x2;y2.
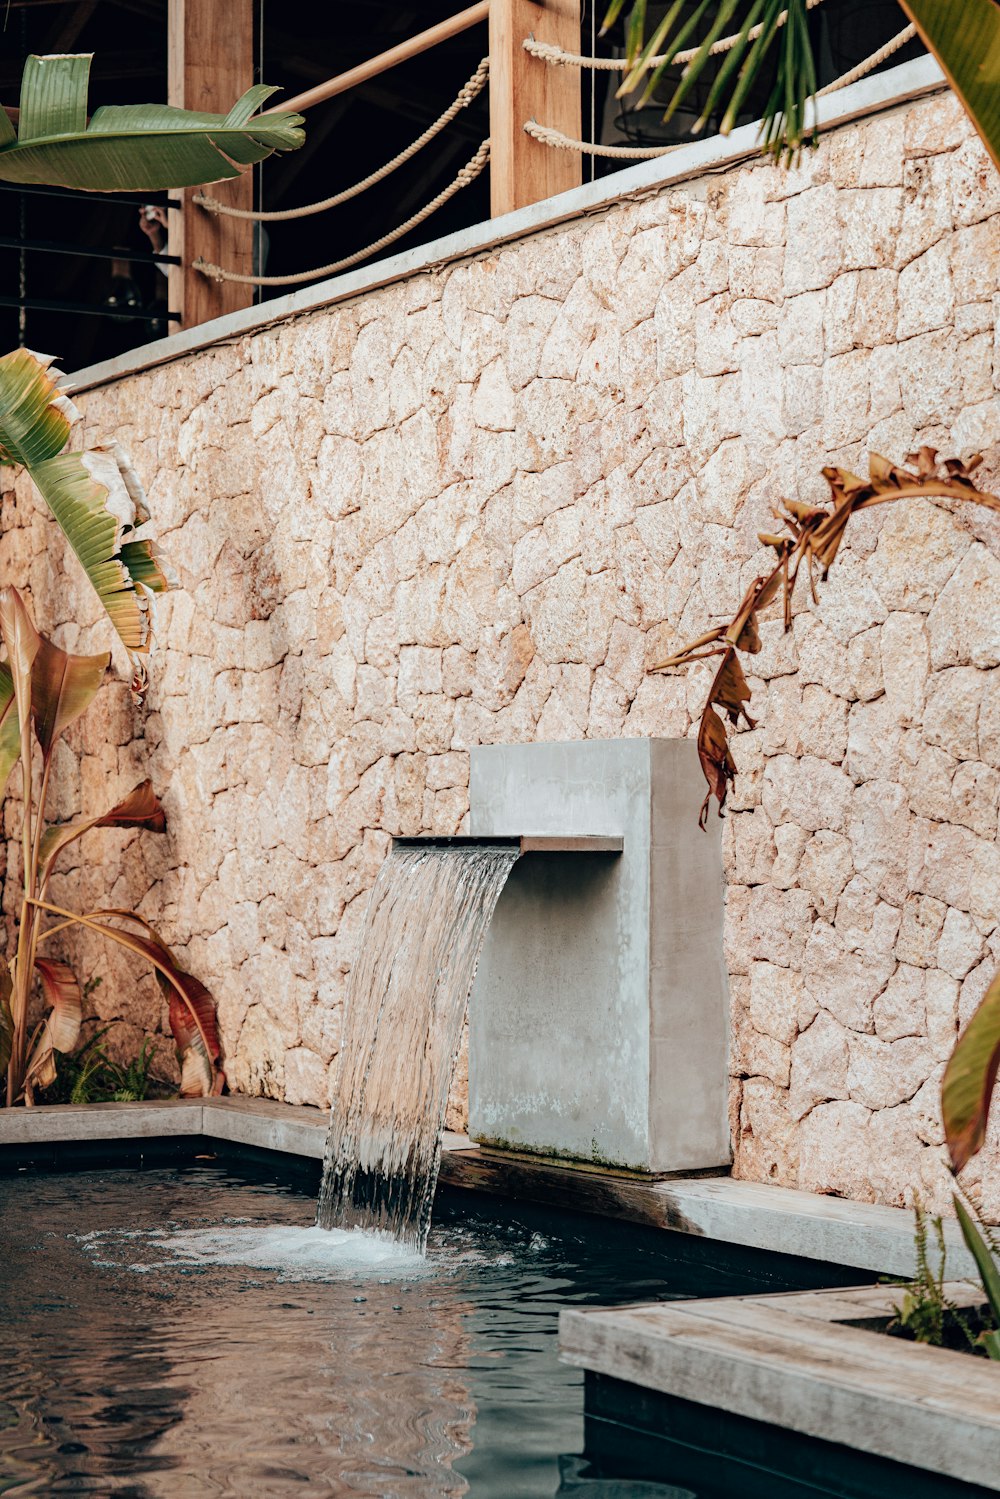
523;0;827;72
527;23;920;160
194;57;489;223
525;120;678;159
815;23;916;96
194;140;490;287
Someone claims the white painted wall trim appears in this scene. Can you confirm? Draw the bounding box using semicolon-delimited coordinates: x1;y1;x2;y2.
65;54;945;395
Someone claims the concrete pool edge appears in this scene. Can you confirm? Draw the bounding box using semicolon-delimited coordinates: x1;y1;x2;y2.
560;1283;999;1492
0;1094;978;1281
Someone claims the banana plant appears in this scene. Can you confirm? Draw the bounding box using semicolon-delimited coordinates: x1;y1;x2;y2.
0;53;304;190
0;347;176;703
953;1196;1000;1359
0;55;303;696
655;448;1000;1184
604;0;1000;169
0;586;223;1106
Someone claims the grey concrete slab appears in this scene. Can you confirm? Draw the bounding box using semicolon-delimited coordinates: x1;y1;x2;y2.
440;1147;978;1279
0;1096;978;1279
0;1096;472;1170
647;1176;979;1279
744;1281;985;1325
201;1096;328;1159
468;739;730;1175
0;1099;204;1144
560;1283;1000;1490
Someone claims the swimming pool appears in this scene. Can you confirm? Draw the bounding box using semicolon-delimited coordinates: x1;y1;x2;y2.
0;1155;905;1497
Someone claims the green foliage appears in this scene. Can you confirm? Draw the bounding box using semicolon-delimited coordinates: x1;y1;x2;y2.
0;349;175;700
605;0;1000;173
898;0;1000;175
0;54;304;191
43;1008;164;1106
954;1195;1000;1361
892;1202;975;1350
603;0;821;164
892;1200;999;1358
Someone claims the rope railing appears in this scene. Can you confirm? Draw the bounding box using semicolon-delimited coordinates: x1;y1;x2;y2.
194;58;489;223
815;22;916;95
192;7;921;291
522;0;827;72
525;22;920;160
194;140;490;288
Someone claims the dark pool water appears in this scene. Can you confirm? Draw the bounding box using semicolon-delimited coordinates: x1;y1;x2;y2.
0;1161;847;1498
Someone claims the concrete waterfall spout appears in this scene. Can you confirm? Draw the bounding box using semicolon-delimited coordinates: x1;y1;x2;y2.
316;739;730;1252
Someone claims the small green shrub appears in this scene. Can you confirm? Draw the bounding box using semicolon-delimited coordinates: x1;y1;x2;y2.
892;1200;999;1357
43;1006;164;1106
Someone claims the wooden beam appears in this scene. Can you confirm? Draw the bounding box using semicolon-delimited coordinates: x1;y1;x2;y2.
489;0;581;216
265;2;490;115
0;52;162;91
168;0;255;329
45;0;100;53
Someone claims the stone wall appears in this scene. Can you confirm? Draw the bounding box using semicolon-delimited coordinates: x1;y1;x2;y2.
3;83;999;1218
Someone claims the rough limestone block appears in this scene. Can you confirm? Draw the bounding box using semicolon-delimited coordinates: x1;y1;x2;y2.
467;738;731;1173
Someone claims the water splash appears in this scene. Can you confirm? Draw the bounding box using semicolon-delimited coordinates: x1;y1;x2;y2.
317;843;519;1251
74;1224;431;1281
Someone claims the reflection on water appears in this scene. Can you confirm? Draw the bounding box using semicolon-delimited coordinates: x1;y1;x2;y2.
0;1162;815;1498
557;1460;694;1497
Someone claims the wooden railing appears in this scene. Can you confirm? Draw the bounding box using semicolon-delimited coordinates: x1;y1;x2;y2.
168;0;582;329
267;4;492;116
488;0;580;217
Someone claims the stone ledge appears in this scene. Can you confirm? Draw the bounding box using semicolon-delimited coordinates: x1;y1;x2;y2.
0;1095;976;1278
63;54;946;394
560;1283;999;1490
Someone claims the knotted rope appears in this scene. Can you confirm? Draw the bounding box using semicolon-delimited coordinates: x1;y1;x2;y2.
193;57;490;223
194;140;490;287
526;23;920;158
522;0;827;71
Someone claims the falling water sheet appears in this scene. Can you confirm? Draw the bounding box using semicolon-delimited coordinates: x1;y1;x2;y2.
316;843;519;1252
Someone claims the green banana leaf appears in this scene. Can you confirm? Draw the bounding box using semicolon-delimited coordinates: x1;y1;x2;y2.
0;55;304;191
604;0;1000;170
0;959;12;1079
942;965;1000;1174
953;1194;1000;1359
898;0;1000;174
0;350;176;696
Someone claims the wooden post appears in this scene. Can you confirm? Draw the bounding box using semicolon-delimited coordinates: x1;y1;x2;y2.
168;0;255;329
489;0;581;217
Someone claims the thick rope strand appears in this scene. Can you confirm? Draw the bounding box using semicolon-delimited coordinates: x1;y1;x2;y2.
194;140;490;287
193;58;489;223
523;0;827;71
816;23;916;96
527;25;922;158
525;120;679;158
